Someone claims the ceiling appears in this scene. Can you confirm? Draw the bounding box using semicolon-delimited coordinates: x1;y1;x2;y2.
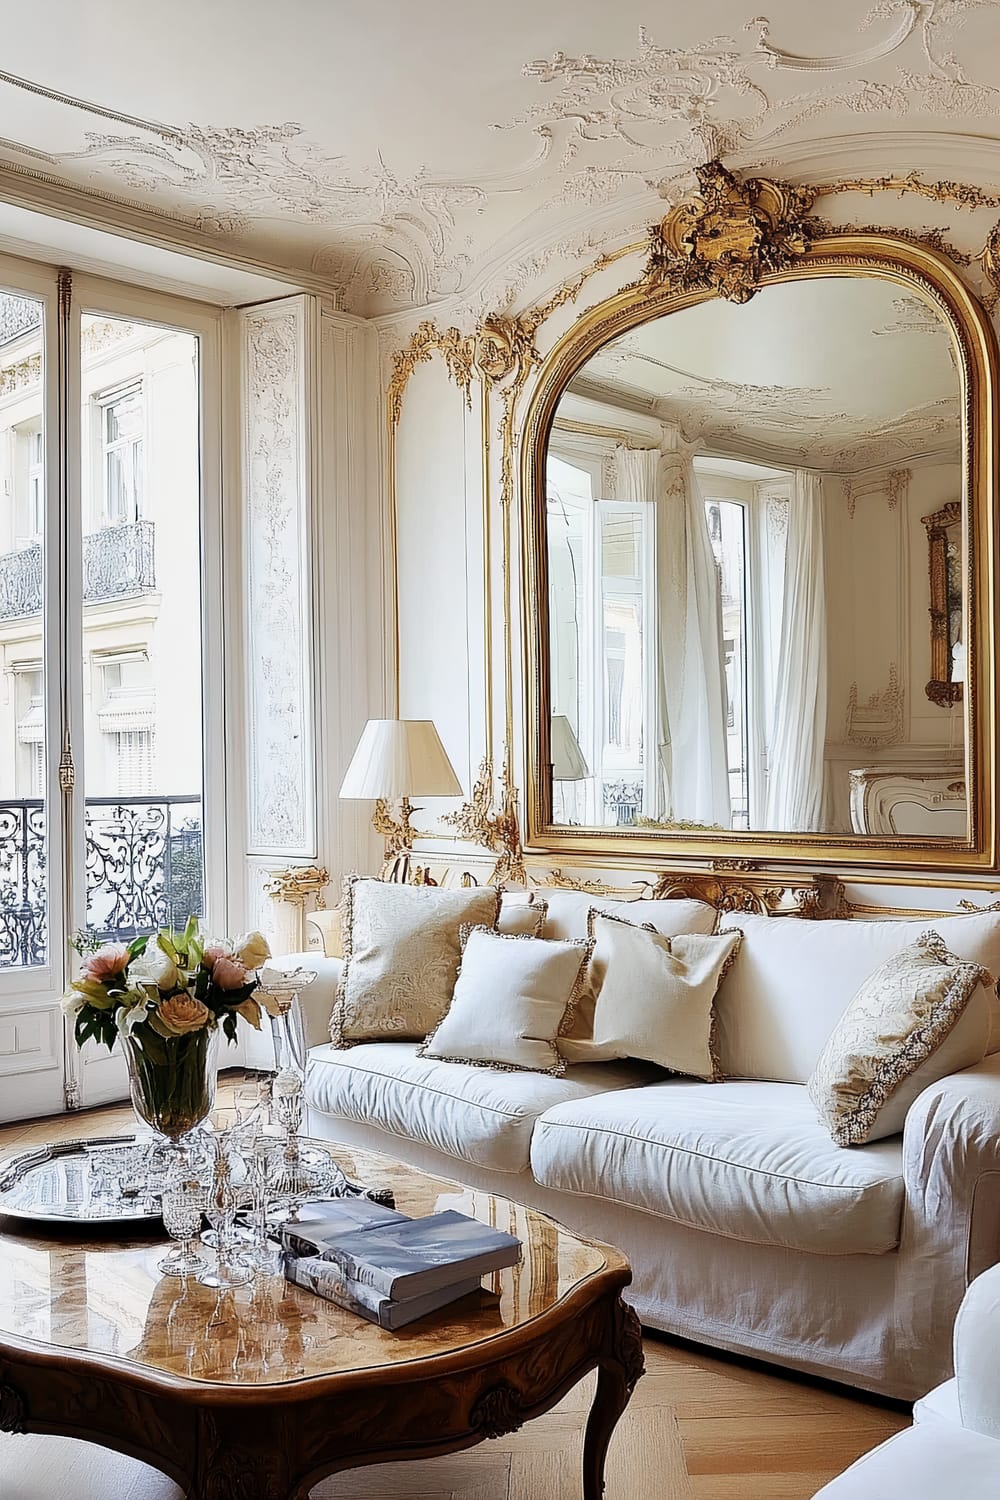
3;2;1000;315
568;278;961;472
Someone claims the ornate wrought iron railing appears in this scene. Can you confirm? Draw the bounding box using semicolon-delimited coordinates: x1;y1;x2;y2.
0;520;156;621
0;794;203;969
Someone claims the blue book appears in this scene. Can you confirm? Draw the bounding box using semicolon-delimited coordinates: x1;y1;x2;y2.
304;1209;522;1300
283;1253;483;1329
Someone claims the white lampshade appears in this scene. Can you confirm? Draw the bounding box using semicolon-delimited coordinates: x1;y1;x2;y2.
551;715;589;781
339;719;462;800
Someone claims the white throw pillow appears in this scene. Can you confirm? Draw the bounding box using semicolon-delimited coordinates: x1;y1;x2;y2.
560;913;742;1079
419;927;592;1076
715;910;1000;1084
498;894;548;937
331;878;501;1046
540;890;718;941
543;892;719;1052
808;930;994;1145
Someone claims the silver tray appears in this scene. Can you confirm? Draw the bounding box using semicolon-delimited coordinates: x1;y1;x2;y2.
0;1136;164;1225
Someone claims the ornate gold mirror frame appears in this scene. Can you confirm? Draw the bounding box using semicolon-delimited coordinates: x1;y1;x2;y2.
521;165;999;876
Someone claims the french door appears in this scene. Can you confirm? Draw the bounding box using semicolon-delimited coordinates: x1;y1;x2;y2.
0;257;225;1119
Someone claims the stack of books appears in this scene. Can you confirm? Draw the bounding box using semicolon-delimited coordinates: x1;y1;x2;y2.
280;1197;522;1330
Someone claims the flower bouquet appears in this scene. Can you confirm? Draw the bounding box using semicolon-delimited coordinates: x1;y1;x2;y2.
63;916;277;1142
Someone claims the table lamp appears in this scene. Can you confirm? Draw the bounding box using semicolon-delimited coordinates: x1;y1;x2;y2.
340;719;462;875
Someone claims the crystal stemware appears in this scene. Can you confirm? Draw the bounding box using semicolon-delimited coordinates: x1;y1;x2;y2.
244;1127;284;1271
158;1180;208;1278
198;1124;253;1289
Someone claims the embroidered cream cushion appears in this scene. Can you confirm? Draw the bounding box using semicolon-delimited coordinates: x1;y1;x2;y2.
560;913;742;1079
545;893;720;1052
807;929;994;1146
330;878;501;1047
498;895;548;937
419;927;592;1076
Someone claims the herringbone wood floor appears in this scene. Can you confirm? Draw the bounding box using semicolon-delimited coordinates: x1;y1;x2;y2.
0;1085;908;1499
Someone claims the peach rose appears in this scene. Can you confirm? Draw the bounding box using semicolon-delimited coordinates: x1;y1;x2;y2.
202;944;230;969
155;995;211;1036
83;943;130;983
212;955;248;991
235;931;270;970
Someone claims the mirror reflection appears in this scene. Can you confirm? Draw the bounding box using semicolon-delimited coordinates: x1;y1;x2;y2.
545;276;966;837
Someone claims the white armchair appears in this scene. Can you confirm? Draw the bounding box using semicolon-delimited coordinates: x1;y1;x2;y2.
813;1262;1000;1496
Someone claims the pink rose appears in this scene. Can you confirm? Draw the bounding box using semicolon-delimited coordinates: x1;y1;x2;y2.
83;943;130;982
202;944;230;969
212;955;248;991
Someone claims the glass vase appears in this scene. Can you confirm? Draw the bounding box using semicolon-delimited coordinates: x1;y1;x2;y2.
122;1021;219;1146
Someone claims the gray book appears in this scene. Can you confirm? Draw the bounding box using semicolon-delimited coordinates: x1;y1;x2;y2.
283;1252;482;1329
308;1209;522;1300
289;1197;408;1238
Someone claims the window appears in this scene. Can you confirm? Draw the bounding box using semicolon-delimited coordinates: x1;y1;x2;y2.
100;385;144;524
114;729;154;796
704;498;750;830
27;429;43;540
547;450;648;825
14;666;44;798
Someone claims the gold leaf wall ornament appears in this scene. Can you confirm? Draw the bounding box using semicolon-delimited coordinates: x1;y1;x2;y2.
262;865;330;907
645;160;817;304
386;320;476;430
441;755;526;887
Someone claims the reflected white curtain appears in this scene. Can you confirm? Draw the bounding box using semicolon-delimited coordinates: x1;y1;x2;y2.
764;470;828;831
618;444;730;826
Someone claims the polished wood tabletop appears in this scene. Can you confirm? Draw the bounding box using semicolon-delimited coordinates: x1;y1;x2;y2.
0;1138;641;1500
0;1140;608;1387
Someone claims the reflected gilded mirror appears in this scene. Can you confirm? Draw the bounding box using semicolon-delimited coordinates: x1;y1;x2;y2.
538;273;972;842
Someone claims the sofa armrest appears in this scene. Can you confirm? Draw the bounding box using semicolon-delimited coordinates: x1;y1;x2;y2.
268;952;342;1053
954;1263;1000;1439
903;1053;1000;1284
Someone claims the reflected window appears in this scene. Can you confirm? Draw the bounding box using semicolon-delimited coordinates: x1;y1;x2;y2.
704;498;750;830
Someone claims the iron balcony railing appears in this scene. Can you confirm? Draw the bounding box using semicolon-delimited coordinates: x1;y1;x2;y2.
0;520;156;621
0;794;203;969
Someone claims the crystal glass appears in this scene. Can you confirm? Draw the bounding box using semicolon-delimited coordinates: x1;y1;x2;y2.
244;1127;284;1271
269;1075;312;1208
158;1181;208;1277
198;1123;253;1289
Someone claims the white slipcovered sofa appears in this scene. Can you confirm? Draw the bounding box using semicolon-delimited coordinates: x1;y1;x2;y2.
273;891;1000;1401
813;1262;1000;1496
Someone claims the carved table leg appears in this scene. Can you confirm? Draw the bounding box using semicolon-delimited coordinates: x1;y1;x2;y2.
582;1298;645;1499
188;1410;302;1500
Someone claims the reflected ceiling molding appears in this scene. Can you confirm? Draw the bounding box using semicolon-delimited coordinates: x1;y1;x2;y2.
843;468;911;519
845;663;906;748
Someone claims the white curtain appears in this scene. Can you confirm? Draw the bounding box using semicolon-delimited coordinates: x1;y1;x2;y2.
764;470;828;831
618;444;731;826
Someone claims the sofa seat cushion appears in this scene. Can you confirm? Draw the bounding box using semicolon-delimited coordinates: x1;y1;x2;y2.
529;1079;905;1255
306;1042;656;1174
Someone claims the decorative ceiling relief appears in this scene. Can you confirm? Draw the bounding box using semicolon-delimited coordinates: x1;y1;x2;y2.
4;3;1000;313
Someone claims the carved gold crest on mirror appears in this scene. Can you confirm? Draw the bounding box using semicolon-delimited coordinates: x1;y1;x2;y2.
522;163;999;875
647;160;816;304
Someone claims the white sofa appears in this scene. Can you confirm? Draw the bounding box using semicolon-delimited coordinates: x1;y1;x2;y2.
274;891;1000;1401
813;1262;1000;1496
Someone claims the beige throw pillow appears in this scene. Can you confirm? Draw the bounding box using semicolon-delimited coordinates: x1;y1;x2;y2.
560;913;741;1079
498;895;548;937
419;927;592;1076
330;878;501;1047
808;930;994;1146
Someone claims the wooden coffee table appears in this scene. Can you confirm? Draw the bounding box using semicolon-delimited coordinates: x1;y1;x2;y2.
0;1139;643;1499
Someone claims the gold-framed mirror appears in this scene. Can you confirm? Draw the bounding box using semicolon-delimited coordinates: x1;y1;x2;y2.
522;166;999;874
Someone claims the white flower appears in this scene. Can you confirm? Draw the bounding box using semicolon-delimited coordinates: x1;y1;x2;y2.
128;949;181;993
235;931;271;970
